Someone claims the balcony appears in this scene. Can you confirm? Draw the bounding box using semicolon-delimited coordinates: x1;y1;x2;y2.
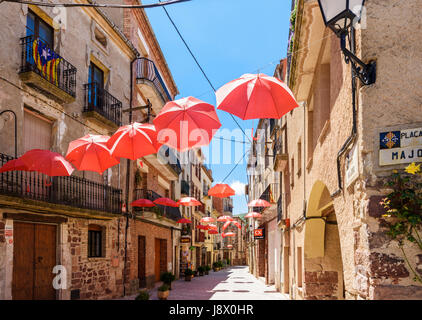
133;188;181;221
136;58;172;112
181;180;190;195
260;183;278;204
158;146;182;176
83;82;122;127
19;35;76;103
273;137;288;172
0;153;122;214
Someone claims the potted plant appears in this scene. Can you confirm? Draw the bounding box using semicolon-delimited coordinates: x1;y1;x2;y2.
135;290;150;300
184;268;194;281
212;262;219;272
226;259;231;266
198;266;205;276
205;265;211;275
218;260;224;269
160;272;176;290
157;284;170;300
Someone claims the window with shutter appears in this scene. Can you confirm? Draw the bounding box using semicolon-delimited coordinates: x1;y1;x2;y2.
23;109;52;153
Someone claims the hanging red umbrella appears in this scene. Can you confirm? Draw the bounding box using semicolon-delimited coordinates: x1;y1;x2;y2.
177;197;202;207
227;245;233;248
153;96;221;152
200;216;215;223
245;212;263;219
222;232;235;238
154;197;179;207
177;218;192;224
222;221;232;231
248;199;271;207
208;229;219;235
0;158;28;173
20;149;74;176
207;224;218;230
217;215;233;222
130;199;155;208
216;73;299;120
232;221;242;229
196;224;208;230
107;123;162;160
65;135;119;174
207;183;235;198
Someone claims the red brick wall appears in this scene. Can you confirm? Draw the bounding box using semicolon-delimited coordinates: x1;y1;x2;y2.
304;271;339;300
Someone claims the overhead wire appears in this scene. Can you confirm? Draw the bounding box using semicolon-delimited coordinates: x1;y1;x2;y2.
1;0;190;8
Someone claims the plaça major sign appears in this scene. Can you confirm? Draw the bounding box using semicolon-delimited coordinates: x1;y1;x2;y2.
379;127;422;166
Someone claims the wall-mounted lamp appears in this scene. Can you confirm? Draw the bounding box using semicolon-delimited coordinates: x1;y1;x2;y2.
317;0;376;85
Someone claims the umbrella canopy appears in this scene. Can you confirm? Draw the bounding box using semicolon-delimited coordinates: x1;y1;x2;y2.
177;197;202;207
177;218;192;224
217;215;233;222
226;245;233;248
154;197;179;207
216;73;298;120
20;149;74;176
130;199;155;208
0;158;28;173
207;224;218;230
248;199;271;207
107;123;162;160
222;221;232;231
232;221;242;229
65;135;119;174
196;224;208;230
222;232;235;238
200;216;215;223
245;212;263;219
207;183;235;198
153;96;221;152
208;229;219;235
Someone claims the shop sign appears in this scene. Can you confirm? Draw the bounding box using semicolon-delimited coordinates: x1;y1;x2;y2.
180;237;191;243
345;144;358;187
254;228;264;239
379;128;422;166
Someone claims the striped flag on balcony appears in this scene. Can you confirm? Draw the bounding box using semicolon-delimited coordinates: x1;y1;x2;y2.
33;39;61;86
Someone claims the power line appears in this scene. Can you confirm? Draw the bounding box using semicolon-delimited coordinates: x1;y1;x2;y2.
2;0;190;9
222;150;249;183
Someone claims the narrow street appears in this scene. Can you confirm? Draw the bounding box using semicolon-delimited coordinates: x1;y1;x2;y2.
127;266;289;300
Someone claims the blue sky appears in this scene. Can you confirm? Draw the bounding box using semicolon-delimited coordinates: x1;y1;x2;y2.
143;0;292;215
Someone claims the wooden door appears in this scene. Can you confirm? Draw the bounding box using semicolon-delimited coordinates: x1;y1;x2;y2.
138;236;146;288
154;238;160;282
159;239;167;276
13;222;56;300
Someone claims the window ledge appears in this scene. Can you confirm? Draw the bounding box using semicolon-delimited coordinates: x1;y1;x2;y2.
317;120;330;145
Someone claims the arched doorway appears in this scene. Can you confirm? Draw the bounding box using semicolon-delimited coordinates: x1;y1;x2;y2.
303;181;344;300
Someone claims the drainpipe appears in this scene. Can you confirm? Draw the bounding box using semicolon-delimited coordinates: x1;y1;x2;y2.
123;55;140;297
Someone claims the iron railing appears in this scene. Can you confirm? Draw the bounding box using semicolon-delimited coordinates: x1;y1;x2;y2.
133;188;181;221
181;180;190;195
83;82;122;126
136;57;172;102
159;146;182;175
20;35;77;97
0;153;122;214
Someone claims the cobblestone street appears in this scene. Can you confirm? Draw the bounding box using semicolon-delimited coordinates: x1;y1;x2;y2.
124;266;289;300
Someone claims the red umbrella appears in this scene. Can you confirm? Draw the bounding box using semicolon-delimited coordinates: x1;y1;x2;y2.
177;218;192;224
154;197;179;207
196;224;208;230
216;73;299;120
200;216;215;223
20;149;74;176
222;232;235;238
130;199;155;208
232;221;242;229
177;197;202;207
107;123;162;160
207;183;235;198
207;224;218;230
153;96;221;152
208;229;219;235
222;221;231;230
227;245;233;248
65;135;119;174
245;212;262;219
0;158;28;173
217;215;233;222
248;199;271;207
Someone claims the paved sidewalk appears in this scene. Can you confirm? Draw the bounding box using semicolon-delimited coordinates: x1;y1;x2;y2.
122;266;289;300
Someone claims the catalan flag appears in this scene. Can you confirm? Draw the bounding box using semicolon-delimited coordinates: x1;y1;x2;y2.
32;39;61;86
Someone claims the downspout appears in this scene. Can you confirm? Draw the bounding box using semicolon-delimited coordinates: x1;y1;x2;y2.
123;55;140;297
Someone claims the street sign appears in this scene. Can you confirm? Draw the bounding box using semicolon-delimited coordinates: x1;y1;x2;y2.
379;128;422;166
180;237;191;243
254;228;264;239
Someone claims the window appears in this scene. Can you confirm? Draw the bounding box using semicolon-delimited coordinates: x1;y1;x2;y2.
24;108;52;153
297;140;302;176
89;62;104;88
297;247;303;287
290;157;294;187
26;10;54;48
88;224;104;258
94;27;107;48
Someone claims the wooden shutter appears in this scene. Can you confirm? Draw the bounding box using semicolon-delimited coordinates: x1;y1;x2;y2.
23;109;52;153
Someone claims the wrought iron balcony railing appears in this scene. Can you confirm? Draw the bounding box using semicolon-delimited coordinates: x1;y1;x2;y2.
0;153;122;214
19;35;77;100
133;188;181;221
136;57;172;102
83;82;122;126
159;146;182;175
181;180;190;195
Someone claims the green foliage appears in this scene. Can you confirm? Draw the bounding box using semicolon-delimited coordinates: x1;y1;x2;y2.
381;166;422;283
184;268;194;276
135;290;150;300
158;284;169;292
198;266;205;273
160;272;175;284
205;265;211;271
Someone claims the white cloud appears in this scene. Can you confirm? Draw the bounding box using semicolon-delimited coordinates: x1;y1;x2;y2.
230;181;245;196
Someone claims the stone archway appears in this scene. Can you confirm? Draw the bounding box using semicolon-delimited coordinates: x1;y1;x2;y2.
303;181;344;300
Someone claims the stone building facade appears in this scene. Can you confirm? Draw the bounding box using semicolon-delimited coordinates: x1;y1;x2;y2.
247;0;422;300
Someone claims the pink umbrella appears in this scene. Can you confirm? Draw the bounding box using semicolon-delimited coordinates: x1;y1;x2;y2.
154;197;179;207
200;216;215;223
177;197;202;207
65;135;119;174
20;149;74;176
217;215;233;222
0;158;28;173
107;123;162;160
248;199;271;207
245;212;263;219
153;96;221;152
216;73;299;120
131;199;155;208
